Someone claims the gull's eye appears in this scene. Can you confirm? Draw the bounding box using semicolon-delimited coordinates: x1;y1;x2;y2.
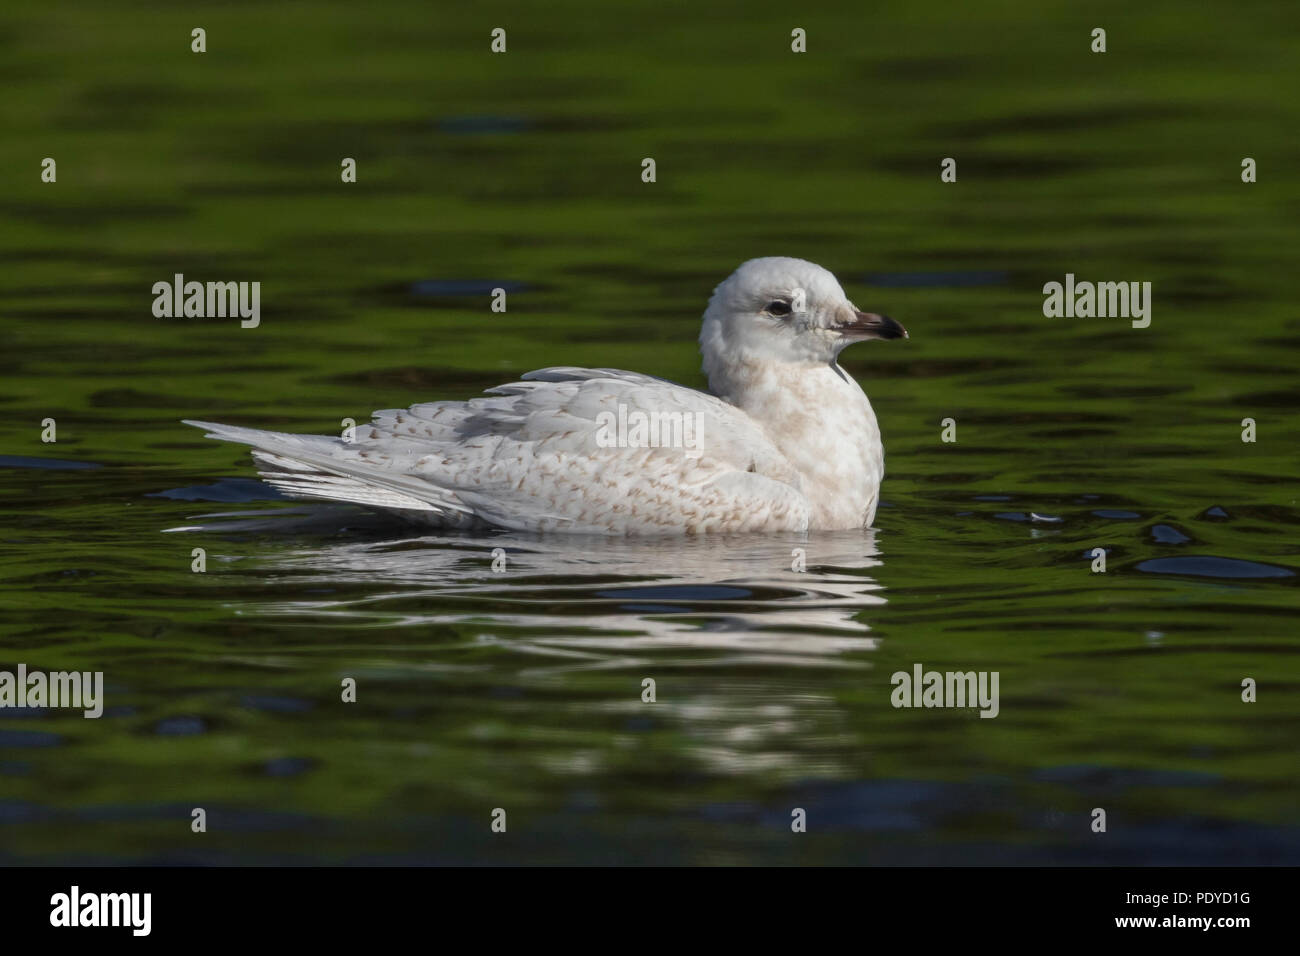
766;300;792;317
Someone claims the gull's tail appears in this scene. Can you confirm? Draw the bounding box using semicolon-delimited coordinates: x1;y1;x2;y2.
182;419;473;520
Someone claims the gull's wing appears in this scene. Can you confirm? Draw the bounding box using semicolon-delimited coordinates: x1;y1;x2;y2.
186;368;812;534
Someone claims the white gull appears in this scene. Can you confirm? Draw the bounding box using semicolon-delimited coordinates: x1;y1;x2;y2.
185;257;907;535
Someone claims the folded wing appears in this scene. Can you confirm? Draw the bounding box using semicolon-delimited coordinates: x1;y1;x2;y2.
186;367;812;534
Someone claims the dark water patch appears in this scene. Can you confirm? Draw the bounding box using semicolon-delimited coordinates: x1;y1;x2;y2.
0;201;190;227
1150;524;1192;544
598;585;754;601
559;324;664;345
1029;427;1117;440
848;356;1022;378
876;152;1086;179
162;505;407;537
1135;556;1294;580
20;305;143;322
263;757;316;778
154;716;206;736
151;478;286;503
1201;506;1231;520
1215;361;1299;376
0;707;56;721
933;103;1190;140
1093;510;1141;520
1159;275;1251;306
862;55;976;80
0;730;62;748
89;388;188;409
185;180;406;198
316;365;510;392
0;455;102;471
762;778;985;832
1059;383;1191;399
1032;765;1219;789
995;512;1029;522
76;803;325;833
73;802;217;824
438;115;533;134
861;270;1008;288
69;81;233;128
1009;411;1131;426
511;581;803;606
1055;642;1295;659
565;261;696;286
408;279;530;297
0;800;51;823
1222;504;1300;525
1233;388;1300;408
239;696;315;715
243;110;623;165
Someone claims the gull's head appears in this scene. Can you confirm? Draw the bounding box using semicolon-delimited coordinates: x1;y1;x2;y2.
699;257;907;375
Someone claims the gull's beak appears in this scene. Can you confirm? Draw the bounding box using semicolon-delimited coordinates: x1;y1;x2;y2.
838;310;908;341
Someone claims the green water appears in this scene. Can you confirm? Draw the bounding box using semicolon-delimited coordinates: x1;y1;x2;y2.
1;0;1297;863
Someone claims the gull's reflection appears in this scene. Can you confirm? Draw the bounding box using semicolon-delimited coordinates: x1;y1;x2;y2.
173;506;887;670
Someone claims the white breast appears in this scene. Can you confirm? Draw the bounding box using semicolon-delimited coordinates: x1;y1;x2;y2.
721;362;883;530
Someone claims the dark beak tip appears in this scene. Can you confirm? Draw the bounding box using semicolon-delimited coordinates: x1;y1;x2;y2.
847;310;907;340
880;315;908;340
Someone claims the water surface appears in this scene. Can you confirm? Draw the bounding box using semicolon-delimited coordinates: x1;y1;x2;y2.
1;0;1298;864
